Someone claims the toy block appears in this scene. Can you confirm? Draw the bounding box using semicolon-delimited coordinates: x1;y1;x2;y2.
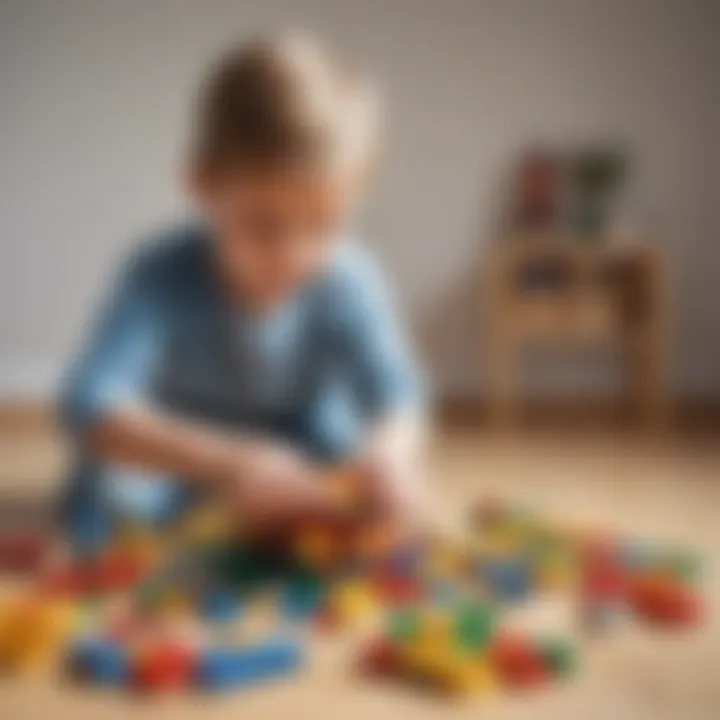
360;637;403;677
454;602;496;653
488;633;549;689
371;570;422;605
534;552;576;591
329;579;378;626
40;552;145;597
196;640;302;691
484;556;532;602
134;641;197;692
660;549;701;585
0;531;48;574
427;540;466;579
421;607;453;646
385;542;424;576
401;642;494;696
113;525;167;569
281;572;325;619
0;596;76;672
68;638;129;686
387;609;420;643
536;637;577;678
199;590;243;623
630;578;703;626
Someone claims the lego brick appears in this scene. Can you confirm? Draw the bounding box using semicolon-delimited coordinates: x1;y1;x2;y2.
536;637;577;677
489;633;550;688
134;642;197;692
0;596;76;672
199;590;242;623
69;638;129;686
196;640;302;691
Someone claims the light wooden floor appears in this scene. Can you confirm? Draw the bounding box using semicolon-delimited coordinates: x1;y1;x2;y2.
0;425;718;720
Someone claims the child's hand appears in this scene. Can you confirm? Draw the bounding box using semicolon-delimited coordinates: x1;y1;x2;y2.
221;440;336;528
356;455;427;529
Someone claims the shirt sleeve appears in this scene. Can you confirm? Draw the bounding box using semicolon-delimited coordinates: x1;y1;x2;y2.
330;251;425;420
59;252;167;438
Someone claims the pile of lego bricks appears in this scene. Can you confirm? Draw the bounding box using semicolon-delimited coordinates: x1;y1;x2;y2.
0;493;705;698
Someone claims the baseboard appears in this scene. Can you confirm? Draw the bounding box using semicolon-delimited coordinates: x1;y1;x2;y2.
438;396;720;432
1;396;720;436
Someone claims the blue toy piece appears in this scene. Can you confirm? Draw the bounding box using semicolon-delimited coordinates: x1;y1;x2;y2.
281;575;325;620
196;640;302;691
69;638;129;686
199;590;243;623
619;540;656;573
386;544;424;576
483;556;532;602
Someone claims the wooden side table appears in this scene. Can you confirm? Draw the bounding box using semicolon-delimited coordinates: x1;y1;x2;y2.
484;237;671;428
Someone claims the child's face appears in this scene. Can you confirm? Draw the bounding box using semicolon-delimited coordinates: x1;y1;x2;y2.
194;167;360;308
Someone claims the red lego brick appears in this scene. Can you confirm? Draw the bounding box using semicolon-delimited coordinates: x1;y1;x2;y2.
489;633;550;688
134;643;197;692
360;637;403;677
370;571;422;605
0;531;47;573
631;579;703;626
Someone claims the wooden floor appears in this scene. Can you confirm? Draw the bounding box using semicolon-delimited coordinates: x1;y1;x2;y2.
0;424;719;720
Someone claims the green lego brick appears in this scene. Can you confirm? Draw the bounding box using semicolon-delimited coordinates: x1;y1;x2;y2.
388;609;420;643
454;602;496;653
537;637;578;677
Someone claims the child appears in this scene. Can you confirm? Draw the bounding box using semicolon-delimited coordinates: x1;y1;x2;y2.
60;35;424;549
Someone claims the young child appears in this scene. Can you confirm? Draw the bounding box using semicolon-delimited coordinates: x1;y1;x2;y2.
60;35;424;550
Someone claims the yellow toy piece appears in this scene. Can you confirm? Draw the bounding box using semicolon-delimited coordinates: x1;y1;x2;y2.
113;524;167;569
536;553;577;591
401;641;495;696
419;607;452;645
0;595;76;673
330;579;379;626
427;538;467;579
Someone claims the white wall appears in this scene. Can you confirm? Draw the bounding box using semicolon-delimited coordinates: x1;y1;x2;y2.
1;0;719;398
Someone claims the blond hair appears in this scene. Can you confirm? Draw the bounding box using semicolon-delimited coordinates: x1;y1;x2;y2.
192;34;381;178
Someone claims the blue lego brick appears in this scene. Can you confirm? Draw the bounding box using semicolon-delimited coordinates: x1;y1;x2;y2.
386;544;424;575
281;576;325;619
69;638;129;686
199;590;243;623
484;557;532;602
196;640;302;691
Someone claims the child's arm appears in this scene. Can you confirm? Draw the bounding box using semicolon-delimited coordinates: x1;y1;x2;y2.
332;250;428;521
60;252;335;524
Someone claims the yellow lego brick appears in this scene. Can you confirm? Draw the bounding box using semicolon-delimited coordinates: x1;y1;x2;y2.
419;607;452;645
400;641;496;696
536;557;576;591
0;596;76;673
330;580;379;625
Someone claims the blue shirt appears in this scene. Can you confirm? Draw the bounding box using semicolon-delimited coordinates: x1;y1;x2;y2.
60;224;420;525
